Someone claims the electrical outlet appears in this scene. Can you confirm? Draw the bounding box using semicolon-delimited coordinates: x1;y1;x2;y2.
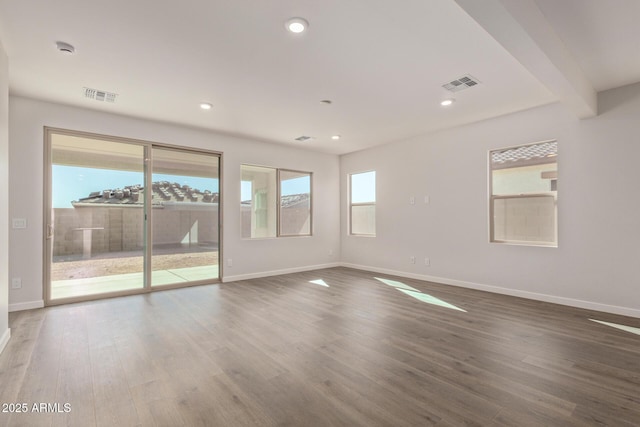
11;277;22;289
424;257;430;266
424;195;430;204
409;196;415;205
328;249;334;256
410;256;416;264
227;258;233;267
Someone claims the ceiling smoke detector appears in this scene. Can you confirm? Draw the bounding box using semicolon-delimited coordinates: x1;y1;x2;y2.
442;74;480;93
294;135;314;142
56;41;75;54
83;87;118;103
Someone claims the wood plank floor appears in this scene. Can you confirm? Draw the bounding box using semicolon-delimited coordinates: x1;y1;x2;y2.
1;267;639;426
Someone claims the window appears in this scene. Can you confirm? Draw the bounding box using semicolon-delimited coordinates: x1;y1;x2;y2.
241;165;312;238
279;170;312;236
490;140;557;246
350;171;376;236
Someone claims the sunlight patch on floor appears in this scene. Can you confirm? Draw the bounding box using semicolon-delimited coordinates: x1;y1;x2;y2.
397;288;467;312
309;279;329;287
374;277;466;312
374;277;420;292
589;319;640;336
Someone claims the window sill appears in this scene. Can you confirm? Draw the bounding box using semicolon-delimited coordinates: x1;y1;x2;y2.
490;240;557;248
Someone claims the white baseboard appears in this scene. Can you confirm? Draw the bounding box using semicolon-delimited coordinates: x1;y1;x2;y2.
9;300;45;312
8;266;637;319
223;262;342;283
0;328;10;354
341;263;640;319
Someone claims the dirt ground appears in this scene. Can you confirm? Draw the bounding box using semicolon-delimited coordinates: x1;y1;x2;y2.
51;251;218;280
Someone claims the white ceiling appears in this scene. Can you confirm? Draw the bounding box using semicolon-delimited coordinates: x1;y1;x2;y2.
535;0;640;92
0;0;637;155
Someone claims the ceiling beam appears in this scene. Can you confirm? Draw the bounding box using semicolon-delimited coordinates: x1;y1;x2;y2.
454;0;597;118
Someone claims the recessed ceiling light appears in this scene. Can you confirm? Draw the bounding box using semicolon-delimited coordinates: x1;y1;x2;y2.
285;17;309;33
200;103;212;110
331;135;341;140
440;99;455;107
56;41;75;54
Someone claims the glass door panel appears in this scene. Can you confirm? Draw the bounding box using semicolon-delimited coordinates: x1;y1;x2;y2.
49;134;146;300
150;148;220;286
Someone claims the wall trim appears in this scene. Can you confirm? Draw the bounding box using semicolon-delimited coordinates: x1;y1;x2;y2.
9;300;45;312
0;328;10;354
222;262;342;283
341;263;640;319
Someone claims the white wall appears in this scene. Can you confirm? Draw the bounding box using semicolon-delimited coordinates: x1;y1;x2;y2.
10;85;640;317
341;83;640;317
0;40;10;352
8;96;341;310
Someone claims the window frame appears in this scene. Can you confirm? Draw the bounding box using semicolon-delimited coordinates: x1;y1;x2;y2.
240;164;313;239
488;140;558;247
349;170;376;237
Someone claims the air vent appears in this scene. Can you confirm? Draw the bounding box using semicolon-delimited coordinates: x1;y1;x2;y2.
294;135;314;142
83;87;118;103
442;74;480;93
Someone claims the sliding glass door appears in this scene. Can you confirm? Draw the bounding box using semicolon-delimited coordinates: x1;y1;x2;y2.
45;129;220;304
48;134;147;300
150;147;219;286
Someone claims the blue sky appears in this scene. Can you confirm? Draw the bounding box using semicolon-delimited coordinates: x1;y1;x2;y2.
351;171;376;203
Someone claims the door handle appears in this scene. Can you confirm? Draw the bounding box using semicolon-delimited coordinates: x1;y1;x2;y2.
46;224;54;240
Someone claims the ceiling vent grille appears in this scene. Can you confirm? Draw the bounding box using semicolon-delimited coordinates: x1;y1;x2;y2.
294;135;314;142
84;87;118;103
442;74;480;93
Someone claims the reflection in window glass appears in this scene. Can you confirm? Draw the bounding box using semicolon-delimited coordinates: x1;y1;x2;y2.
241;165;277;238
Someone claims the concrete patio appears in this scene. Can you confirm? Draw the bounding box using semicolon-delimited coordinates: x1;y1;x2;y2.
51;265;219;299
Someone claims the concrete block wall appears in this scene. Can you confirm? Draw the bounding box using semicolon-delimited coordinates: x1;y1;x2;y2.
493;196;556;243
281;203;311;235
122;208;145;251
240;204;311;237
153;208;219;247
53;206;219;257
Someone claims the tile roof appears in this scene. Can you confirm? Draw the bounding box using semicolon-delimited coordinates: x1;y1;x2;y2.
72;181;218;207
491;141;557;166
73;181;309;208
